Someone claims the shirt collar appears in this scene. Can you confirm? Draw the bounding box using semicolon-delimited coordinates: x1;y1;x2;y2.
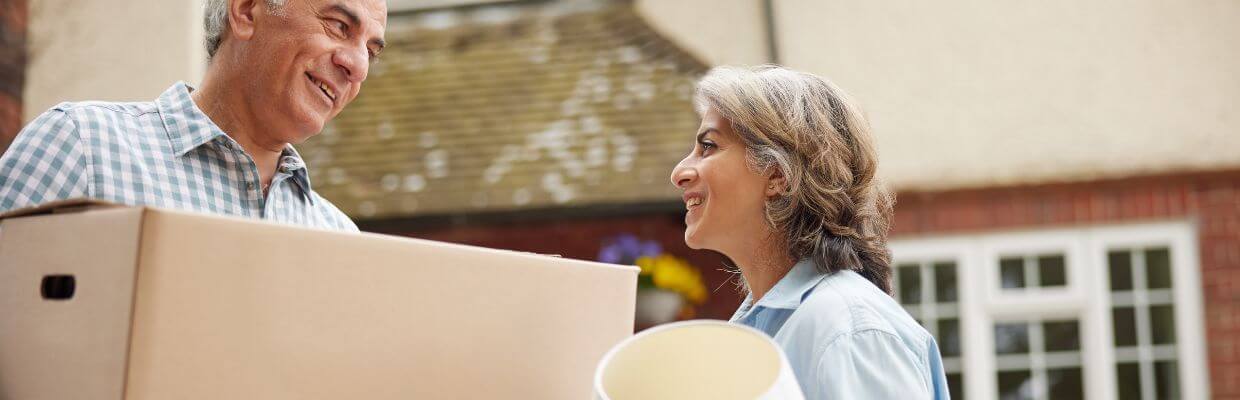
157;82;318;205
156;82;228;157
278;146;316;205
731;259;831;322
754;258;831;310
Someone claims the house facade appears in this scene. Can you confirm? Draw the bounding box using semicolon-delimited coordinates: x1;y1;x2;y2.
5;0;1237;398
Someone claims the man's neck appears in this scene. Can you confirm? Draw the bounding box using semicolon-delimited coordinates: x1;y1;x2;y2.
190;72;284;192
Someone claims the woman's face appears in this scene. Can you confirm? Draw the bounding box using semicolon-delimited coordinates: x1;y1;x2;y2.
670;107;777;253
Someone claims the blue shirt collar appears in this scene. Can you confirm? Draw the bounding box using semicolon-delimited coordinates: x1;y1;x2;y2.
731;259;831;321
278;146;315;205
156;82;316;205
157;82;228;157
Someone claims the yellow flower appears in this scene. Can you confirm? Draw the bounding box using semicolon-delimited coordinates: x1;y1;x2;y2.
648;254;709;305
635;256;656;276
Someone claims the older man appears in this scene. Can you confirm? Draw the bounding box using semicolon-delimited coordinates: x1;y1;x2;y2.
0;0;386;232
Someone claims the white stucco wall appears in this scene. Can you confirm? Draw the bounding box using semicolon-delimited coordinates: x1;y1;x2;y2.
23;0;205;122
634;0;769;66
770;0;1240;190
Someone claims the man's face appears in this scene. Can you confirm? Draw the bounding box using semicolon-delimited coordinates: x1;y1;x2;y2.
246;0;386;143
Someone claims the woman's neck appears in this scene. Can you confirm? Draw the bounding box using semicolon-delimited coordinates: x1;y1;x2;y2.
727;234;796;302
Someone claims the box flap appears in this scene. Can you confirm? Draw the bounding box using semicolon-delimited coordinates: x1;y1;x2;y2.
0;206;145;400
0;198;127;221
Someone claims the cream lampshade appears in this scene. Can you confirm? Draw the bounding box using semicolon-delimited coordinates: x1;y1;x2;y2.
594;320;804;400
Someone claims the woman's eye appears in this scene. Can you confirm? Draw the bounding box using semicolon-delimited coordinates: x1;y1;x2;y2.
698;141;716;155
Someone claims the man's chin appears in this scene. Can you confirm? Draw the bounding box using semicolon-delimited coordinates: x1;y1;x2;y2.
288;112;329;142
276;127;322;146
285;127;322;144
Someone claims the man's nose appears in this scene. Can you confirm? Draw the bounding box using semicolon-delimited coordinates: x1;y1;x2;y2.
333;45;369;83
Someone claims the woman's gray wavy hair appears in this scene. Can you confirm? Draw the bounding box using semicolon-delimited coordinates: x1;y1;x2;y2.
694;65;896;294
203;0;287;60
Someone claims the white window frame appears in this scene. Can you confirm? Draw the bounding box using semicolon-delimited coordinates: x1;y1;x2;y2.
890;220;1209;400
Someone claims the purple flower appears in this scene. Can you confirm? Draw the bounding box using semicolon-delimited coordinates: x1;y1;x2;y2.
640;241;662;258
598;234;664;265
598;245;623;264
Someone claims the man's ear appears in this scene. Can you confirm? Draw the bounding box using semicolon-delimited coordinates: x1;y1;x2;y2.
765;168;786;198
228;0;260;42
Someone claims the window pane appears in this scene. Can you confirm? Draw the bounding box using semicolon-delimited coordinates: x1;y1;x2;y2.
1044;320;1081;352
1047;367;1084;400
898;264;921;304
1000;257;1026;289
1151;304;1177;345
1116;363;1142;400
1112;307;1138;347
938;318;961;357
1109;250;1133;292
934;262;958;302
1145;248;1173;289
995;323;1030;354
998;370;1034;400
1038;254;1067;287
947;372;964;400
1155;360;1181;400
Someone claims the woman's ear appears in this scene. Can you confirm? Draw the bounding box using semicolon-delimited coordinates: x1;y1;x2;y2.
765;169;786;198
228;0;260;42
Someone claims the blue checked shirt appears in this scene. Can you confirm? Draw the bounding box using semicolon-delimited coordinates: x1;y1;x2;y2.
0;82;357;232
731;260;950;399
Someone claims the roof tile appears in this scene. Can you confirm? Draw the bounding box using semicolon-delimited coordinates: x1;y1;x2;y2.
298;1;707;219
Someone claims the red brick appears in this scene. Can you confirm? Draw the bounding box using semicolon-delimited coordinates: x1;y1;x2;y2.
0;0;25;34
0;0;25;153
0;94;18;152
1121;190;1140;218
1152;188;1169;217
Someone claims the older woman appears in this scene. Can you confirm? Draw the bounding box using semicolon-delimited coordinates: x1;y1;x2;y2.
670;66;949;399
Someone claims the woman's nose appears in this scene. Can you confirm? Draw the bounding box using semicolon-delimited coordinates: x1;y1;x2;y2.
670;159;697;189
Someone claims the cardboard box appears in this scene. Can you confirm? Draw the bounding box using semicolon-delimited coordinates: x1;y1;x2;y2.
0;200;638;399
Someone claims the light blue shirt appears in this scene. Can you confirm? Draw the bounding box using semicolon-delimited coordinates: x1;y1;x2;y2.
0;82;357;232
731;260;950;399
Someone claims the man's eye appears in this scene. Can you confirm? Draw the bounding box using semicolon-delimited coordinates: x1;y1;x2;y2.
332;20;348;33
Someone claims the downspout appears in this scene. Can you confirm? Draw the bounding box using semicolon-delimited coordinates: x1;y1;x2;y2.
763;0;780;64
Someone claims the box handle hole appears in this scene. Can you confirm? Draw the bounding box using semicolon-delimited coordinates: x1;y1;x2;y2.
41;275;76;300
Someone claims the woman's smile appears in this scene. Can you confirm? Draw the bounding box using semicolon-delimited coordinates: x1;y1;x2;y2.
683;192;705;223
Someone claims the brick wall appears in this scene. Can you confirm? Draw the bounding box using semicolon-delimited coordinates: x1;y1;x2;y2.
0;0;27;152
893;169;1240;398
385;169;1239;397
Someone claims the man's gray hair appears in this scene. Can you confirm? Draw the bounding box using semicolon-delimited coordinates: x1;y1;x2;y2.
204;0;287;59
